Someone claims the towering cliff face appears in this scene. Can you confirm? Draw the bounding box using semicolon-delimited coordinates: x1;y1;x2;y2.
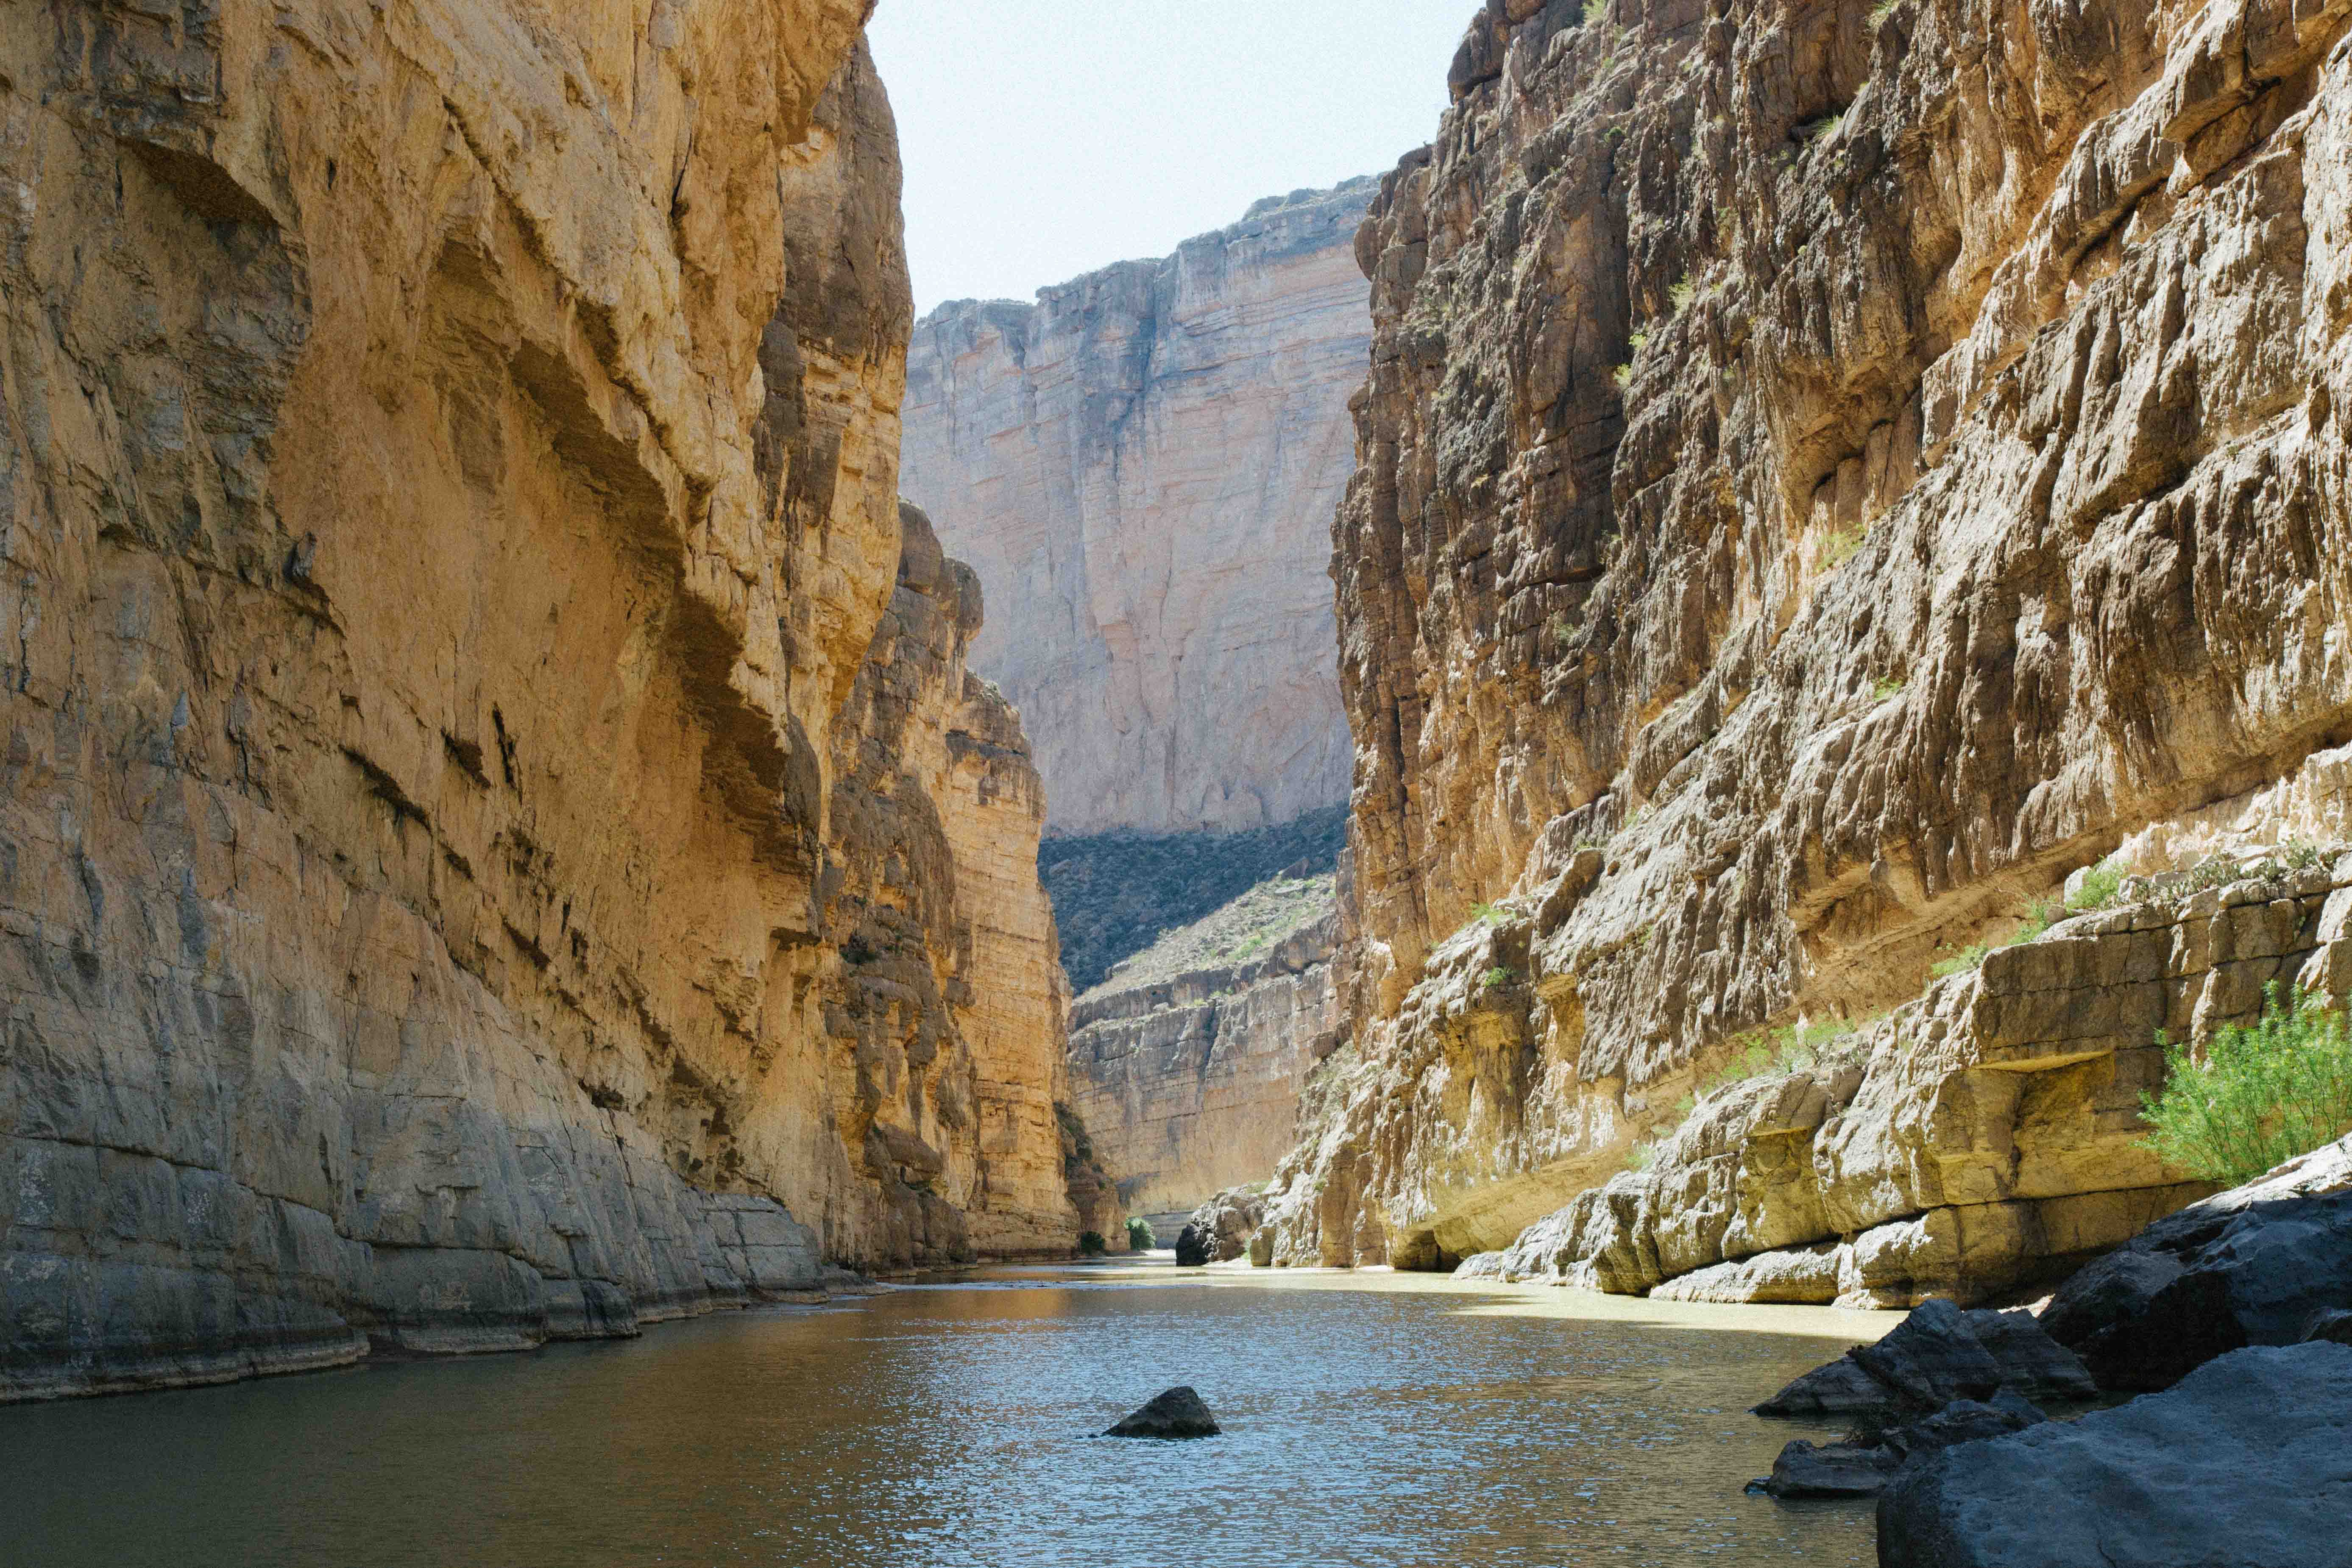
1262;0;2352;1275
0;3;1080;1402
900;181;1375;838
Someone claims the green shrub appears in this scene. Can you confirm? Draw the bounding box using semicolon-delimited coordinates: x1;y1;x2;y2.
1472;902;1505;927
1692;1016;1866;1100
1669;277;1695;312
1482;966;1520;991
1624;1139;1659;1172
1873;676;1906;702
1822;524;1867;569
2070;858;2126;911
1611;363;1633;389
2010;900;2061;946
2141;984;2352;1186
1930;944;1988;979
1125;1217;1156;1251
1077;1231;1107;1256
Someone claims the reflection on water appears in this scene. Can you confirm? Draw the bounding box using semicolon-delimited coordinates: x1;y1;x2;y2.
0;1262;1892;1567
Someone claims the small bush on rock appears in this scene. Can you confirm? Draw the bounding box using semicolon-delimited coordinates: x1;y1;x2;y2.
2141;983;2352;1185
1125;1217;1156;1251
2069;858;2125;911
1078;1231;1107;1256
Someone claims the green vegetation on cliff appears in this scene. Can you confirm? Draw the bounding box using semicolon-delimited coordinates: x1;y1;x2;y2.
2142;985;2352;1186
1042;807;1347;991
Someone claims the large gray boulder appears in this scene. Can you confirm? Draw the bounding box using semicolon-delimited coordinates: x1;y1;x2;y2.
1876;1342;2352;1567
1756;1299;2095;1419
2042;1134;2352;1390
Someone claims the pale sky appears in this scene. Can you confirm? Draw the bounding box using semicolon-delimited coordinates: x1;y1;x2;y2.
866;0;1471;316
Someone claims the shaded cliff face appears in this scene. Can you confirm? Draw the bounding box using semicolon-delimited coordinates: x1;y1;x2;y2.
1270;0;2352;1268
0;4;1078;1401
900;182;1376;837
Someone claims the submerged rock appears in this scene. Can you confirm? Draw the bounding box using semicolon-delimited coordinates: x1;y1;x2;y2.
1104;1386;1221;1438
1756;1300;2094;1420
1753;1393;2046;1500
2041;1133;2352;1390
1876;1344;2352;1567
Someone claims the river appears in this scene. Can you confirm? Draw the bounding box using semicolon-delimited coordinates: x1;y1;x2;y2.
0;1260;1895;1567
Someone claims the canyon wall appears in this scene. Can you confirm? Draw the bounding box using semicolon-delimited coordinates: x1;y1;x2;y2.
900;181;1375;838
0;2;1081;1402
1064;894;1341;1231
1258;0;2352;1273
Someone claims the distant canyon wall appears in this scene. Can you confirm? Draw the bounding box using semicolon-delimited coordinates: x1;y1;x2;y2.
1257;0;2352;1273
1066;912;1342;1227
0;3;1081;1402
900;181;1375;838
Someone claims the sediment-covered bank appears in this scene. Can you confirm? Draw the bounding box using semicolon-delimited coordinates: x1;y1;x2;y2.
1260;0;2352;1270
0;4;1087;1401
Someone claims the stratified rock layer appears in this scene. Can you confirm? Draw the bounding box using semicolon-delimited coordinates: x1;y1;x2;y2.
0;5;1079;1401
1265;0;2352;1270
1065;905;1340;1227
900;182;1375;837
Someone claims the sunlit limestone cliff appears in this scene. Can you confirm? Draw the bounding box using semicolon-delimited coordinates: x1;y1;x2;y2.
1255;0;2352;1301
0;2;1086;1401
901;180;1374;839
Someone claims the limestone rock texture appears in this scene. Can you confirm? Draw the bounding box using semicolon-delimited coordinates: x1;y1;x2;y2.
899;181;1376;838
0;3;1080;1401
1458;858;2352;1303
1258;0;2352;1272
1064;908;1340;1229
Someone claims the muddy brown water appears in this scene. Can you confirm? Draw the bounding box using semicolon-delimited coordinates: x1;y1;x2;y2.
0;1261;1897;1567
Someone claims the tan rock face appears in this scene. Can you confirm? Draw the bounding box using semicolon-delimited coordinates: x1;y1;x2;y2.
1065;911;1340;1225
899;182;1376;837
1267;0;2352;1269
0;5;1079;1401
1486;852;2352;1306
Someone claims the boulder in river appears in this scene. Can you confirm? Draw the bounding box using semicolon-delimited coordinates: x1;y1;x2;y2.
1104;1386;1221;1438
2040;1131;2352;1390
1754;1299;2095;1420
1876;1342;2352;1567
1752;1392;2046;1499
1173;1223;1214;1267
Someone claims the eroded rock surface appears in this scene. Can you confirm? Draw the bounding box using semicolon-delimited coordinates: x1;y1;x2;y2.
0;5;1082;1401
1876;1343;2352;1568
1262;0;2352;1273
901;182;1375;837
1065;894;1340;1229
1401;858;2349;1299
2041;1129;2352;1389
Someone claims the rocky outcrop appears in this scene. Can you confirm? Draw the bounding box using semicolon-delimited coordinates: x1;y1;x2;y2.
1754;1299;2096;1420
1065;895;1340;1228
900;182;1375;838
1184;1187;1272;1265
2041;1128;2352;1389
1396;853;2349;1298
0;5;1083;1401
1264;0;2352;1272
1756;1393;2048;1500
1875;1342;2352;1567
